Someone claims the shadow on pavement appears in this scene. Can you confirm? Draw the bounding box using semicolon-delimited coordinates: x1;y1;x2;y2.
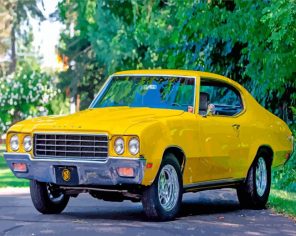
61;191;242;222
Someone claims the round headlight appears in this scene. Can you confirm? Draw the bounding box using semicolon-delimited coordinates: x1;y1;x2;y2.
129;138;139;155
23;136;32;152
114;137;124;155
10;135;19;151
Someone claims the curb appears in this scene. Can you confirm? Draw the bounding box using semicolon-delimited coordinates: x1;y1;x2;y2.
0;187;29;195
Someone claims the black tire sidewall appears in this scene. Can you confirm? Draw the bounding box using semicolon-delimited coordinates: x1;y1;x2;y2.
30;180;69;214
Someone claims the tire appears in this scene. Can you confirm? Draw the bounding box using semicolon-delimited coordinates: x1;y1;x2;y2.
142;153;183;221
237;149;271;209
30;180;70;214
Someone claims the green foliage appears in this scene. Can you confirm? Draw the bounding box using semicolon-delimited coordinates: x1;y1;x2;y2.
0;62;58;132
162;0;296;111
272;124;296;193
271;109;296;203
272;108;296;197
0;0;69;133
272;151;296;192
47;94;70;116
268;189;296;217
270;130;296;216
58;0;177;108
58;0;295;120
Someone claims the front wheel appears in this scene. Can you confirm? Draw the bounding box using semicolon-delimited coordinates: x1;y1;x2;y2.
30;180;70;214
142;153;183;221
237;150;271;209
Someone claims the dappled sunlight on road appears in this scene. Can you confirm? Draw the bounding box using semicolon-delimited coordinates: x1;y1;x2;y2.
0;189;295;235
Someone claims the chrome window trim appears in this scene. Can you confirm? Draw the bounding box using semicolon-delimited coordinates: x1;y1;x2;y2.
199;77;246;118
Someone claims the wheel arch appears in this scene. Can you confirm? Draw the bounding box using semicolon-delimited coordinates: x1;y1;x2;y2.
163;146;186;173
243;143;274;178
257;145;274;165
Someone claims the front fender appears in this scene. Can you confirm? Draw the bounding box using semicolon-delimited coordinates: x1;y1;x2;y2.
125;120;172;186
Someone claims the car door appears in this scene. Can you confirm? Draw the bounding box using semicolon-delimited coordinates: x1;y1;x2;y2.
196;78;244;181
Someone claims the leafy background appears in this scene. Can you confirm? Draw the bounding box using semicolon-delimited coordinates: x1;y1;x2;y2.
0;0;295;215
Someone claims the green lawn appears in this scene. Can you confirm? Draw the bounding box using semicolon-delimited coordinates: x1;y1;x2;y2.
269;189;296;218
0;145;29;187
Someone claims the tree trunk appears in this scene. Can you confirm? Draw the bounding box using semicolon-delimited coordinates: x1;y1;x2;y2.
8;23;16;74
76;94;80;112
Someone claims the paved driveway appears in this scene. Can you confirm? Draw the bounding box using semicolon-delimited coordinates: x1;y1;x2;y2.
0;189;295;236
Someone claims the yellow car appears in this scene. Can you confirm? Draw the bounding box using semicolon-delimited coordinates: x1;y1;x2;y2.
4;70;294;221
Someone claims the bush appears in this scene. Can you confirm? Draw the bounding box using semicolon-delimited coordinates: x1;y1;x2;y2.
0;63;59;133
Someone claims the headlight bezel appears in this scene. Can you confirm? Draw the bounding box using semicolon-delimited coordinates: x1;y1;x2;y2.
114;137;125;155
23;135;32;152
10;134;19;151
128;137;140;155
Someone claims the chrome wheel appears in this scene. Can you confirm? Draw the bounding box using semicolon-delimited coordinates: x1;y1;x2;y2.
158;164;179;211
47;184;64;203
255;157;267;197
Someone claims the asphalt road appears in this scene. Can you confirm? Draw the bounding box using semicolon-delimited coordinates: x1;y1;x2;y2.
0;189;295;236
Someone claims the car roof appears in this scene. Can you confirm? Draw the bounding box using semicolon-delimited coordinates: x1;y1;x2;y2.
113;69;235;85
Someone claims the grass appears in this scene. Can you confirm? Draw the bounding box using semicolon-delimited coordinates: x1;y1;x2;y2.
269;189;296;219
0;144;29;187
269;139;296;218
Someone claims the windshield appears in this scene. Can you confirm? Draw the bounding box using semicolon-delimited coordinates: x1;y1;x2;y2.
92;75;195;112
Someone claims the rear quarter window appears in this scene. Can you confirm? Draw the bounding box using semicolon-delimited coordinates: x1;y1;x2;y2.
200;79;244;116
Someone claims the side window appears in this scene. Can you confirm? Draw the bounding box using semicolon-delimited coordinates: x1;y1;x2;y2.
199;79;243;116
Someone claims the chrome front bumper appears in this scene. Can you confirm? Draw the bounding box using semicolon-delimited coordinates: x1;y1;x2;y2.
3;153;146;186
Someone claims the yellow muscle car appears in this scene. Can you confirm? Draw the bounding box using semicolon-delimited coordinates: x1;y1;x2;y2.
4;70;294;221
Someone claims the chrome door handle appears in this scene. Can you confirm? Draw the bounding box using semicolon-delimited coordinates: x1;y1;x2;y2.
232;124;240;129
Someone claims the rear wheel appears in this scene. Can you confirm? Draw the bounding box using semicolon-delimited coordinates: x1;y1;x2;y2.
30;180;69;214
237;150;271;209
142;153;183;221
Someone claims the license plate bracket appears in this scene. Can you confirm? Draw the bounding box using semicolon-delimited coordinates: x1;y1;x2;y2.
55;166;79;185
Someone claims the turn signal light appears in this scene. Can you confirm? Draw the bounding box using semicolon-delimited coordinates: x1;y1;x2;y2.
146;163;153;169
117;167;134;177
12;163;27;172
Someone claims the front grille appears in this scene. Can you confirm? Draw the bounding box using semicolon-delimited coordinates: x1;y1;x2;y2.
34;133;108;161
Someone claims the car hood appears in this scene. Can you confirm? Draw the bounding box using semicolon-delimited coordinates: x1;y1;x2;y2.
11;107;184;135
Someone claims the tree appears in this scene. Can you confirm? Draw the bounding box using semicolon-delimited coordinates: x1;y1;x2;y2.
58;0;176;109
57;0;295;123
0;0;65;133
0;0;45;75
